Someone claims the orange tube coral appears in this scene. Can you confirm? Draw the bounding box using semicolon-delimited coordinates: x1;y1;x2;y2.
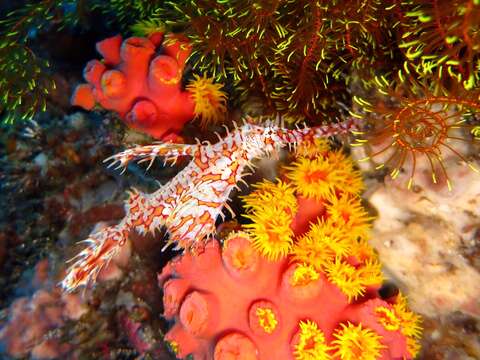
71;32;227;139
159;143;421;360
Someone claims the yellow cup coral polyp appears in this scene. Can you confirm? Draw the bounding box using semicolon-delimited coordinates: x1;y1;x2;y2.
291;320;330;360
186;74;228;128
332;322;385;360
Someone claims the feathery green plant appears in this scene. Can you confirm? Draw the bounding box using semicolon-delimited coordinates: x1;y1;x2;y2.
0;0;58;123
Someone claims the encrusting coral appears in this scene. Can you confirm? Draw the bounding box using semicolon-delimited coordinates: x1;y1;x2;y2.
0;260;88;359
71;31;227;139
158;142;422;360
61;117;357;293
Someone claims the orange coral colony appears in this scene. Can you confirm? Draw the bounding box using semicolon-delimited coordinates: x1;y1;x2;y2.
71;32;226;139
159;144;421;359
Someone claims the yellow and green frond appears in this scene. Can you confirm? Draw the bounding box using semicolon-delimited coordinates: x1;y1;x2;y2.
130;18;166;36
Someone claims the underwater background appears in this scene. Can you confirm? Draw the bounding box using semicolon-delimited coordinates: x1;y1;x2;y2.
0;1;479;359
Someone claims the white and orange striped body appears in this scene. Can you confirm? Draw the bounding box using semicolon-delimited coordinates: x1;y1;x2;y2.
61;118;357;292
